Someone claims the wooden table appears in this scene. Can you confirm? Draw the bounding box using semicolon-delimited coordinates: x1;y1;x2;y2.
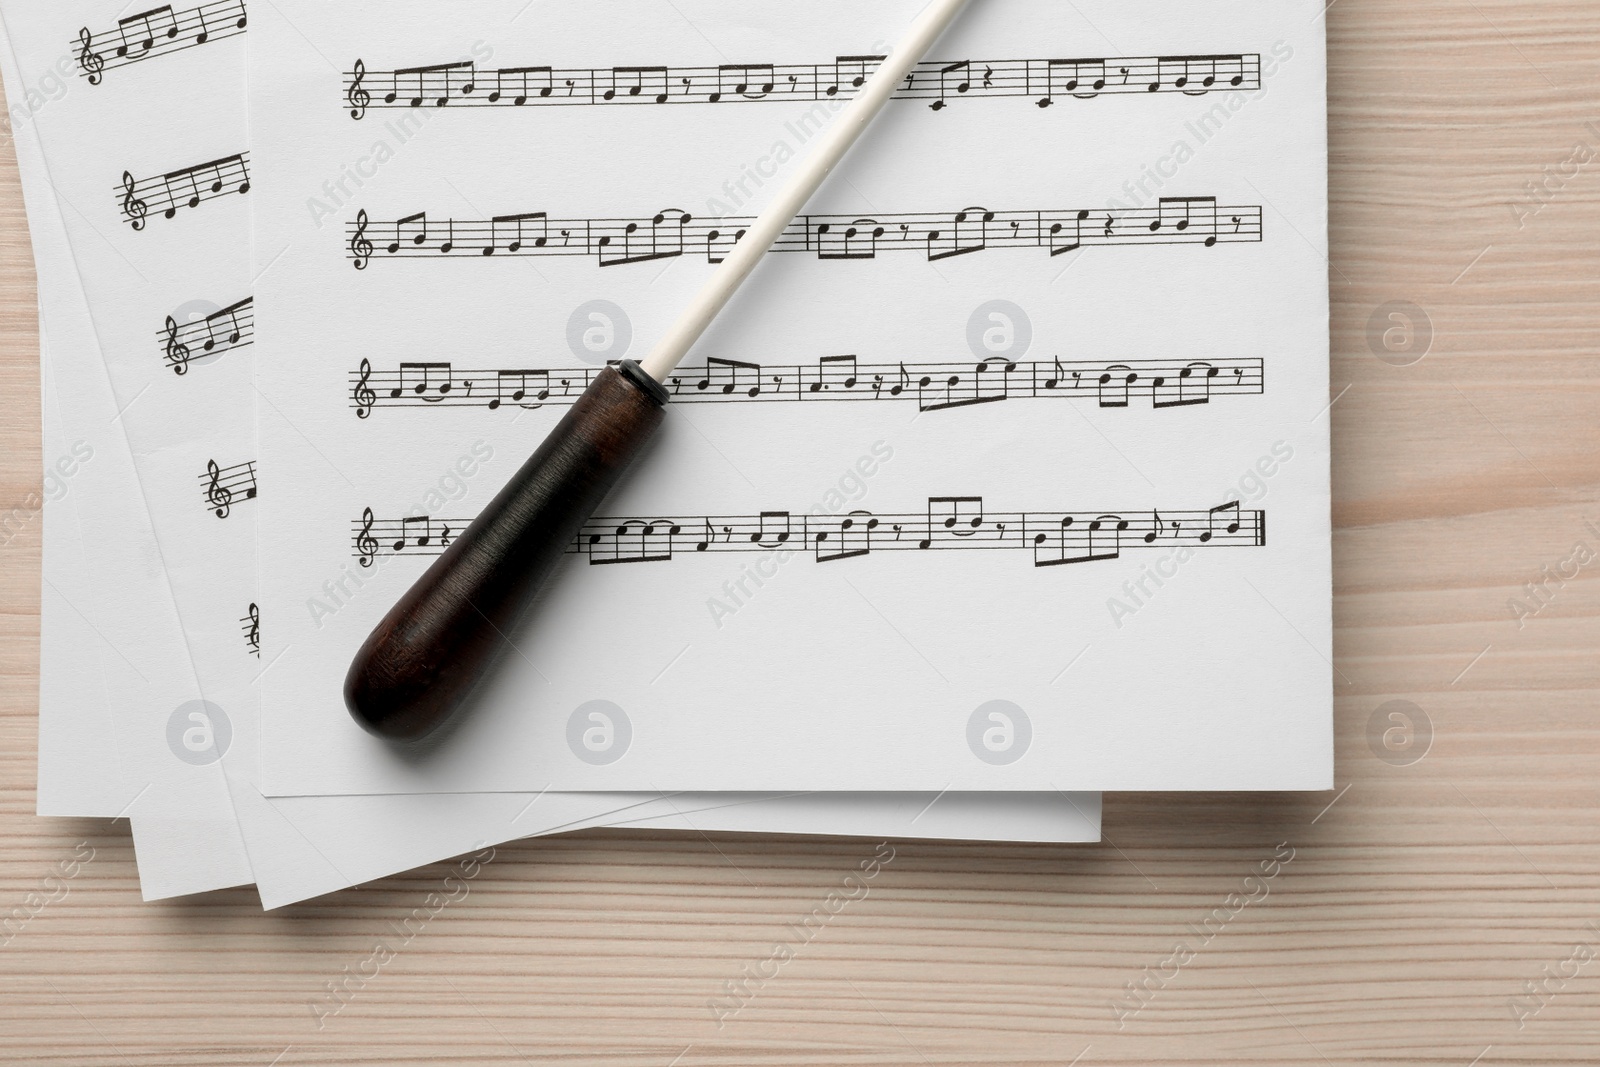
3;2;1598;1063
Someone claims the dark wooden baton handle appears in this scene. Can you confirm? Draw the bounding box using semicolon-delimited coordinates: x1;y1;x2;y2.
344;360;669;740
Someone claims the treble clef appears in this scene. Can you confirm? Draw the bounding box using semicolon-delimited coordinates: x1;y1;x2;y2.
354;358;377;418
347;59;370;120
77;27;104;85
120;171;148;231
206;459;233;519
245;603;261;654
350;208;373;269
356;507;379;567
164;316;191;375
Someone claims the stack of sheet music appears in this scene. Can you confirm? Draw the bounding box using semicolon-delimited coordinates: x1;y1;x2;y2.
5;0;1329;908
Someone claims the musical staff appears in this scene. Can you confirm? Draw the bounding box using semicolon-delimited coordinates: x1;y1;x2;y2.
241;603;260;657
200;459;257;519
343;52;1259;118
75;2;247;84
346;197;1260;267
348;355;1264;417
160;296;253;374
119;153;250;230
353;499;1265;569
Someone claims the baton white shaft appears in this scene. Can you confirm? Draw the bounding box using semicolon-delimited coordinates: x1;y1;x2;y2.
638;0;972;382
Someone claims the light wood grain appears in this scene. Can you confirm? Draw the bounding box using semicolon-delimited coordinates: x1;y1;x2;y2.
3;1;1600;1063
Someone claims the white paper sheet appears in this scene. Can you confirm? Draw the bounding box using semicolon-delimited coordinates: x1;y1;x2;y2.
5;0;1098;908
252;0;1333;797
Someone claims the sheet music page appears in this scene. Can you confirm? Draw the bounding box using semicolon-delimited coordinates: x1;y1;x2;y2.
3;0;1096;907
252;0;1331;796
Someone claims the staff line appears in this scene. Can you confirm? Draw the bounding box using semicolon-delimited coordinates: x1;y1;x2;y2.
344;51;1263;118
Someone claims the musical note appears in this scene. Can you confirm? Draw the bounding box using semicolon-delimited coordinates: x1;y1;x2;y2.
588;519;679;564
1153;55;1248;95
752;512;793;548
809;354;860;394
1202;501;1243;543
927;207;994;261
1042;358;1069;391
488;66;554;105
815;218;886;260
76;28;105;85
703;223;748;264
598;209;691;266
606;66;669;104
115;6;178;58
391;515;447;552
918;356;1018;412
1152;362;1220;408
1151;196;1220;246
1035;514;1131;566
163;169;201;215
347;59;370;119
487;369;551;410
827;55;884;97
712;64;777;103
354;359;377;418
348;199;1261;264
386;211;429;253
1144;511;1174;544
1038;58;1107;108
929;60;971;110
815;511;879;562
163;317;191;375
1047;209;1090;255
385;62;472;107
1097;365;1137;408
202;299;247;350
704;357;763;398
392;362;453;401
358;500;1268;568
